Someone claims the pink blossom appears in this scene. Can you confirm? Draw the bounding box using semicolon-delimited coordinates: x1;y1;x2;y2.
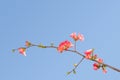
84;49;93;59
25;41;31;47
78;33;84;41
93;63;100;70
18;48;26;56
57;40;73;53
70;32;84;41
96;58;103;63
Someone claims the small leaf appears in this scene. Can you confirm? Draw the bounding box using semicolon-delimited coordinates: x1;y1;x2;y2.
42;46;46;48
38;44;43;48
38;44;46;48
102;64;106;69
67;71;71;75
74;64;77;67
12;49;15;53
73;69;76;74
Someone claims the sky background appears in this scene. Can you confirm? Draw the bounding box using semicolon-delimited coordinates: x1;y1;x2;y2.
0;0;120;80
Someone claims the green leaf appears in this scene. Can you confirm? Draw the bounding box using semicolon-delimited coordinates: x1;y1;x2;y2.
102;64;106;69
12;49;15;53
38;44;42;47
38;44;46;48
73;69;76;74
42;46;46;48
67;71;71;75
74;64;77;67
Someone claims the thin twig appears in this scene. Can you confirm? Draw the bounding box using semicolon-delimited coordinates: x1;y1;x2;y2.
74;41;76;51
74;57;85;70
67;57;85;74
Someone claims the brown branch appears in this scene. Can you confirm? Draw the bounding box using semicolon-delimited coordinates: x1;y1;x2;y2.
103;63;120;72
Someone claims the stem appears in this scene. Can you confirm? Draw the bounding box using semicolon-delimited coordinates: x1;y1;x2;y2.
74;41;76;51
67;49;85;57
74;57;85;70
68;57;85;74
103;63;120;72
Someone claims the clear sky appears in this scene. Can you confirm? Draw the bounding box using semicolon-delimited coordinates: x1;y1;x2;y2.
0;0;120;80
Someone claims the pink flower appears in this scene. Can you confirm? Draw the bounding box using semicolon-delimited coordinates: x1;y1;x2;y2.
18;48;26;56
70;32;84;41
84;49;93;55
70;33;77;41
25;41;31;47
77;33;84;41
102;68;107;74
93;63;107;73
93;63;100;70
96;58;103;63
84;49;93;59
57;40;73;53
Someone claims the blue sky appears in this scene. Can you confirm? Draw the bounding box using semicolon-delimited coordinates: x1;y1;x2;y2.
0;0;120;80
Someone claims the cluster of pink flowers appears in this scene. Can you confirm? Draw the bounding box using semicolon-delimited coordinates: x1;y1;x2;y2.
70;32;84;41
57;40;73;53
84;49;107;73
93;63;107;73
84;49;94;59
57;32;84;53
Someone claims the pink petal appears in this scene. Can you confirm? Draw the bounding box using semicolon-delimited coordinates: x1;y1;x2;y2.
78;33;84;41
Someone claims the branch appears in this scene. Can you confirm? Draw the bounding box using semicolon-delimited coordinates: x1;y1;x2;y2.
13;33;120;74
25;44;120;73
